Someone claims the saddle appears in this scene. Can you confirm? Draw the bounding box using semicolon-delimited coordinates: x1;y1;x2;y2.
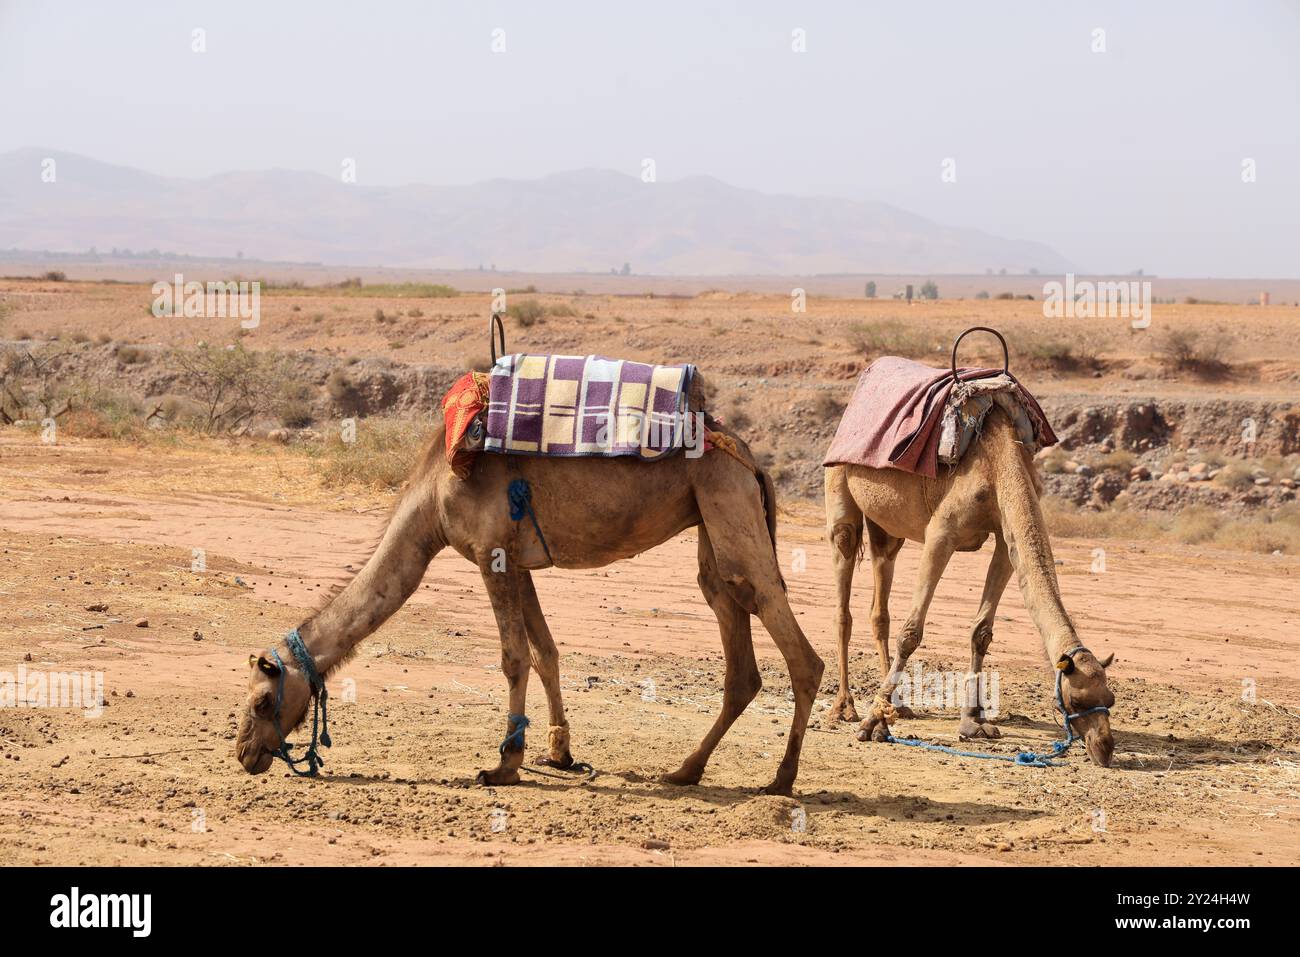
823;327;1057;477
441;315;709;478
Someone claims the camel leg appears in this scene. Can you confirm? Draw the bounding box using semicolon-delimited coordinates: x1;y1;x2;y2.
694;479;824;796
865;520;911;718
476;561;531;786
958;533;1013;740
663;526;762;786
825;470;863;723
518;572;580;769
857;525;957;743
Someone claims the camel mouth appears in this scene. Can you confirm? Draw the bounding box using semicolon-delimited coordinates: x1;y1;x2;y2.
1084;723;1114;768
239;748;275;775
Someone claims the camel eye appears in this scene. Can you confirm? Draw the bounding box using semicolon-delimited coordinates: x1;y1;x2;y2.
254;691;275;719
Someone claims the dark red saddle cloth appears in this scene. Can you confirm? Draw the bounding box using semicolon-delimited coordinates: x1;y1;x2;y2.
822;355;1056;478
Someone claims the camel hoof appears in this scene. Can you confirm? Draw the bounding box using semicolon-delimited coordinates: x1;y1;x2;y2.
856;716;891;743
826;697;859;724
535;752;575;771
958;717;1001;740
661;766;703;787
759;779;794;797
476;767;521;787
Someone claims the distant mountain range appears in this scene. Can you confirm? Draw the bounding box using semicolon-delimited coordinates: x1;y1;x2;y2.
0;148;1072;275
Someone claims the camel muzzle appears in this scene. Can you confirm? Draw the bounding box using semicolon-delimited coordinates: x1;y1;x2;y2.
1083;717;1115;768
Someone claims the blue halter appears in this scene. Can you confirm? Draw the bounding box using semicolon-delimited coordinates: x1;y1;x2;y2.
265;628;331;777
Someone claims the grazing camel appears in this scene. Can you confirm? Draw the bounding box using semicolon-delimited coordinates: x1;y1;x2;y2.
824;406;1116;766
235;376;824;795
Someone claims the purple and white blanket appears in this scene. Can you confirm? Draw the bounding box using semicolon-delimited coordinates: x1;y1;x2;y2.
484;354;697;460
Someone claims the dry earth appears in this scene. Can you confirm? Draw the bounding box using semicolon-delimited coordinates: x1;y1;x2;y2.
0;433;1297;866
1;279;1298;866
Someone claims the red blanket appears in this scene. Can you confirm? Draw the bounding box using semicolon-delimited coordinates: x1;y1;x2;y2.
822;356;1056;477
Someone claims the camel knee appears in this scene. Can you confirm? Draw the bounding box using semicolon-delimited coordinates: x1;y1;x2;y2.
971;620;994;656
896;625;922;661
829;522;860;561
835;606;853;635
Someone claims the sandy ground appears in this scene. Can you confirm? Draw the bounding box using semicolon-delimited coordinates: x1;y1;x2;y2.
2;433;1298;866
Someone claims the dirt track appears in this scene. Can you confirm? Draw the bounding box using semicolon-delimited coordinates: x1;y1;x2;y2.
2;434;1298;866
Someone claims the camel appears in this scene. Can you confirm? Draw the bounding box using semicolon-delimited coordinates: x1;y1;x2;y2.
235;375;824;795
824;406;1116;766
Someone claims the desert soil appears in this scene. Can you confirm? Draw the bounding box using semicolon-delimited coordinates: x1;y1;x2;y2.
1;432;1297;866
1;280;1298;866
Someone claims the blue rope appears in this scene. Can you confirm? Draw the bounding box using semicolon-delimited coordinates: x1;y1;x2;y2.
499;714;529;755
267;627;331;777
885;652;1109;768
508;479;554;563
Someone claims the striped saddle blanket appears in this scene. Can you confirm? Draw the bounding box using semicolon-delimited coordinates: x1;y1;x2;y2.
484;354;697;460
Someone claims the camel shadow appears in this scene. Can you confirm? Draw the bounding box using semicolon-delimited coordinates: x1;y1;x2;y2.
991;713;1296;769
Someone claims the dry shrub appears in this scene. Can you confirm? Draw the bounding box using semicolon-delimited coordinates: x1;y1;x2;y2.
507;299;547;328
172;342;291;432
844;319;936;358
326;368;362;416
1171;506;1222;544
1041;497;1158;540
1043;497;1300;554
1153;326;1231;375
1213;461;1255;489
1095;449;1136;472
317;421;432;490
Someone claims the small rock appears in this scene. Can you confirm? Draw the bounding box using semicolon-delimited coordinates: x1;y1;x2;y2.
1255;477;1271;486
85;603;108;612
134;618;149;628
641;838;671;851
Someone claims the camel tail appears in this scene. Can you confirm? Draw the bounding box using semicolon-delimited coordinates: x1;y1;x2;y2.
757;467;786;591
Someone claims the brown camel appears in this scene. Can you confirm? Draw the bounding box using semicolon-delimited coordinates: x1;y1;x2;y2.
235;379;824;795
824;407;1116;766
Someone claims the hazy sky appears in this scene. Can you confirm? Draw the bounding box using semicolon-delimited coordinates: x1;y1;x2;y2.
2;0;1297;276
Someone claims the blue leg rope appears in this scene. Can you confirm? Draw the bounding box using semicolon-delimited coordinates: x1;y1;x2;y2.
499;714;529;755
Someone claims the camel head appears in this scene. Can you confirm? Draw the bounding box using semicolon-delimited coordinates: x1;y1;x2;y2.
235;649;313;774
1057;648;1116;767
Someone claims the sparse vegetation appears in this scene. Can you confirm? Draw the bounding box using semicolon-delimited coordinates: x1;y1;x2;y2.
507;299;547;328
171;342;294;433
315;420;433;490
1153;326;1231;375
844;319;937;358
325;368;363;416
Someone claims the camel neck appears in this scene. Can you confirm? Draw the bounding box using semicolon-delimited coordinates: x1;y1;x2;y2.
991;443;1080;668
295;490;444;678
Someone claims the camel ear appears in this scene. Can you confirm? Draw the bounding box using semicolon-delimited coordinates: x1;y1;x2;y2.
1055;654;1075;674
256;655;282;678
1098;653;1114;669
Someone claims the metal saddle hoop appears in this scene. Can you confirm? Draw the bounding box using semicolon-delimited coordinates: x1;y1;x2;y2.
950;326;1010;381
489;312;507;366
